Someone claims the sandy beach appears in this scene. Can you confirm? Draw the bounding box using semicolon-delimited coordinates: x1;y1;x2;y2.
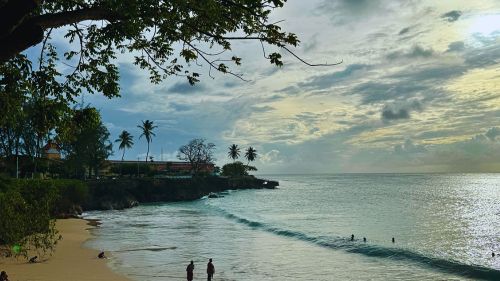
0;219;131;281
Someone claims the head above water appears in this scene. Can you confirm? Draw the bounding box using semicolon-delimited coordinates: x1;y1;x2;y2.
191;260;194;264
209;258;212;262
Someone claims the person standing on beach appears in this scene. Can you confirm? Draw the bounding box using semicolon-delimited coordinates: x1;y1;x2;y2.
207;258;215;281
186;260;195;281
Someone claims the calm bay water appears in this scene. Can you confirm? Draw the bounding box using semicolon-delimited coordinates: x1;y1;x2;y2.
85;174;500;280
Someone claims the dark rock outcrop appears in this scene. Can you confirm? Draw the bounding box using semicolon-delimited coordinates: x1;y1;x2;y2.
82;176;277;211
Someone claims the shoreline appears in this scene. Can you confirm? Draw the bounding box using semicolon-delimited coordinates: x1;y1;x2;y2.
0;219;131;281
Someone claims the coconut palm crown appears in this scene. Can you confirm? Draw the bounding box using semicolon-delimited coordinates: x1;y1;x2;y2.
245;146;257;165
138;120;158;162
228;144;241;162
115;130;134;161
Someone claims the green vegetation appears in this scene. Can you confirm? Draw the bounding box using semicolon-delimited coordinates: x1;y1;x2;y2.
245;146;257;165
115;130;134;175
138;120;157;163
228;144;241;162
0;177;88;258
0;0;291;258
1;1;302;98
115;130;134;161
221;161;257;177
57;107;113;179
110;163;152;177
224;145;259;177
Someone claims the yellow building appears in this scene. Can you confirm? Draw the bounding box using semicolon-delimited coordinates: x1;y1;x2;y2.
43;140;61;160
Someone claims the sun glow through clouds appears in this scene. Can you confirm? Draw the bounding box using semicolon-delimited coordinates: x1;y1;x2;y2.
468;14;500;36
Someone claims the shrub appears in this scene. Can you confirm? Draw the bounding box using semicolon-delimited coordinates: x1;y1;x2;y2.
0;179;61;259
221;161;257;177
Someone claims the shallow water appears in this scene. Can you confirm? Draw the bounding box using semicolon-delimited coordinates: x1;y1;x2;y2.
85;174;500;280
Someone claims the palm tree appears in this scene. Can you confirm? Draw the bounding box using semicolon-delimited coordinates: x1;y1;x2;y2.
244;146;257;165
228;144;240;162
115;130;134;161
137;120;157;162
115;130;134;176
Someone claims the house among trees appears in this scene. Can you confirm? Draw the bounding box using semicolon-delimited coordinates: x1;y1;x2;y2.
43;140;61;160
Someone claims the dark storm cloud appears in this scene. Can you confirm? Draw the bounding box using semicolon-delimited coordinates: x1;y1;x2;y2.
441;10;462;22
168;82;205;94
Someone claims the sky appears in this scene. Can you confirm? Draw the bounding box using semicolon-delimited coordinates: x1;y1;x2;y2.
31;0;500;173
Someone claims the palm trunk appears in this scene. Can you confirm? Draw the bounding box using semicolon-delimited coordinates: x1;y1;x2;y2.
120;149;125;175
146;141;150;163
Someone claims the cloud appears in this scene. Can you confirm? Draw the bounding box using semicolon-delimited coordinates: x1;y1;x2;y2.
251;105;275;112
382;108;410;120
168;82;205;94
259;149;282;163
446;41;466;52
381;99;423;121
441;10;462;22
297;64;370;91
303;33;319;53
485;127;500;141
398;27;411;35
316;0;417;26
45;0;500;174
394;139;427;154
386;45;435;60
350;80;428;105
317;0;382;17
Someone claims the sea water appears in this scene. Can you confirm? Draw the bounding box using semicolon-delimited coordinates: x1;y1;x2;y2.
85;174;500;280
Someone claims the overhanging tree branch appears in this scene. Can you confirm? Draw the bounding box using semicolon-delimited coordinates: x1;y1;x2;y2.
32;7;119;29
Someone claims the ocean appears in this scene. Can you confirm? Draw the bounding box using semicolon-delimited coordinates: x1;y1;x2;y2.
84;174;500;280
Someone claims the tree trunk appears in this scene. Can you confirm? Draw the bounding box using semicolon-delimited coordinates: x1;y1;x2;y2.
120;149;125;176
0;5;120;62
146;142;150;163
